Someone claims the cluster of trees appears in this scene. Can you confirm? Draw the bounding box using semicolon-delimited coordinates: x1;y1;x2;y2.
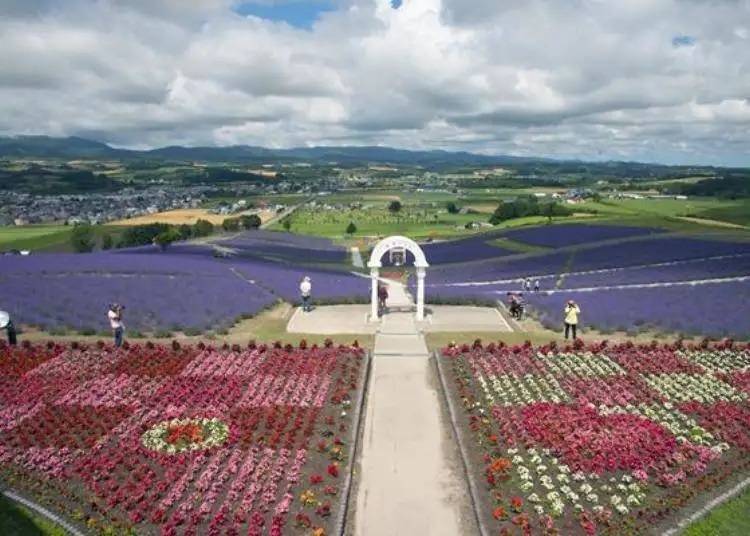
489;195;571;225
673;176;750;199
221;214;262;232
70;217;245;253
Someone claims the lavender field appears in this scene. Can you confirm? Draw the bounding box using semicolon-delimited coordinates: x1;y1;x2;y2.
0;244;367;334
503;223;662;248
217;229;348;265
525;281;750;338
379;234;514;266
422;234;750;337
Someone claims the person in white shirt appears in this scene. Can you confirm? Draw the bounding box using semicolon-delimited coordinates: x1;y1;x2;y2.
107;303;124;347
299;277;312;312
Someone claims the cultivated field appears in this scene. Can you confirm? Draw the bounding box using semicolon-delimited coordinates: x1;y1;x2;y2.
108;208;275;227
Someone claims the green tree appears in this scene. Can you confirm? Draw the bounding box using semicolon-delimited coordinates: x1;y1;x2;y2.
178;224;193;240
119;223;171;248
192;219;214;237
222;218;240;232
489;201;516;225
101;232;114;250
154;228;181;251
346;221;357;235
239;214;262;229
388;200;402;214
282;218;292;231
446;201;460;214
70;224;95;253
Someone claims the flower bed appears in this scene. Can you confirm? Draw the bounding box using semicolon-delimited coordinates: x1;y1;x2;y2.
0;339;367;535
440;340;750;534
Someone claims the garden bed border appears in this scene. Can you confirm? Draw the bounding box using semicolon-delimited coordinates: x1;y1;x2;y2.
334;349;372;536
2;488;86;536
433;349;491;536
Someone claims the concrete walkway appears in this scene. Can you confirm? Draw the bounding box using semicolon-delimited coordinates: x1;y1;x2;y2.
353;282;473;535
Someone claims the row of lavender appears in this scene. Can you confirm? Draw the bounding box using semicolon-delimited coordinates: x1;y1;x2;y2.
423;236;750;338
0;249;368;333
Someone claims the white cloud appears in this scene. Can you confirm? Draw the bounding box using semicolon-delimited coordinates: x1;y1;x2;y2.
0;0;748;164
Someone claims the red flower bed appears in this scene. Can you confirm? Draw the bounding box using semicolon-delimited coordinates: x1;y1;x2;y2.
0;341;365;535
441;340;750;534
679;401;750;452
520;402;677;473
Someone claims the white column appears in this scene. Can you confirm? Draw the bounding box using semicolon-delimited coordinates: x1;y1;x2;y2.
416;267;426;321
370;267;380;321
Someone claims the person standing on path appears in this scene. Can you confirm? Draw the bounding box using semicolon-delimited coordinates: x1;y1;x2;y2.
534;279;540;292
300;276;312;312
377;283;389;316
107;303;125;348
564;300;580;340
524;277;531;292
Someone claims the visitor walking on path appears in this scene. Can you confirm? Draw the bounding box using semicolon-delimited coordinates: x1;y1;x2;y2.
108;304;125;347
300;276;312;312
534;279;540;292
524;277;531;292
377;284;389;315
564;300;580;340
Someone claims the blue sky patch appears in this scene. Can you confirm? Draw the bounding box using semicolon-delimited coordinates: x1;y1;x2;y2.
234;1;336;30
672;34;697;47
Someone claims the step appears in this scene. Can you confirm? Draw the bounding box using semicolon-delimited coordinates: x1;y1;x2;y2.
374;333;428;356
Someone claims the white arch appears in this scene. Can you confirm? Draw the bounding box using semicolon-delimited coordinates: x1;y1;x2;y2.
367;236;429;321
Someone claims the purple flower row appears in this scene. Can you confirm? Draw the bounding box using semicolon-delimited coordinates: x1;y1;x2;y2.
524;281;750;338
503;224;662;248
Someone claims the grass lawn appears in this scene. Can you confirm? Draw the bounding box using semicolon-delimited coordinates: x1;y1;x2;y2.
271;206;485;239
584;197;736;218
683;487;750;536
0;495;67;536
689;203;750;227
0;225;71;252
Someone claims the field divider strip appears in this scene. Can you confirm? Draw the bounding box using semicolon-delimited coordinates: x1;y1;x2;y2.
662;475;750;535
2;489;86;536
335;349;372;536
433;350;490;536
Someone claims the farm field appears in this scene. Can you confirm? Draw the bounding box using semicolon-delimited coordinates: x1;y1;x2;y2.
108;208;275;227
440;340;750;535
0;340;367;535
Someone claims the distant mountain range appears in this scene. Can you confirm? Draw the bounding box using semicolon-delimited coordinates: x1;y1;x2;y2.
0;135;731;173
0;135;569;167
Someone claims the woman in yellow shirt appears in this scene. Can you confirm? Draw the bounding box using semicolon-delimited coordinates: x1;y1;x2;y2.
564;300;580;340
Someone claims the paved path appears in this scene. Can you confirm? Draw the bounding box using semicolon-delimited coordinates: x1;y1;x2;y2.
354;281;473;535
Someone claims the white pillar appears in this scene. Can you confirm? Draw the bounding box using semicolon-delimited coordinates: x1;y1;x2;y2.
370;267;380;321
416;267;426;321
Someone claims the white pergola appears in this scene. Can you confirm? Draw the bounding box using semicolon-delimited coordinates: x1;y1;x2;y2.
367;235;428;321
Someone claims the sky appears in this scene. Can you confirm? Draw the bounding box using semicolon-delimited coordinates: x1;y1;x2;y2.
0;0;749;166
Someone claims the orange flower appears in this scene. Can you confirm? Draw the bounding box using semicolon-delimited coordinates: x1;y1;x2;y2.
489;457;511;473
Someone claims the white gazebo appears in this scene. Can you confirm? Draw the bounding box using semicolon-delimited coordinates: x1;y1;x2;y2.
367;235;428;321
